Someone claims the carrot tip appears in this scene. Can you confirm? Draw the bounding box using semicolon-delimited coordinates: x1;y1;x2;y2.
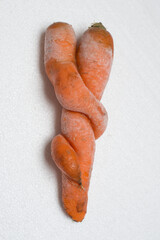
90;22;106;30
79;182;85;190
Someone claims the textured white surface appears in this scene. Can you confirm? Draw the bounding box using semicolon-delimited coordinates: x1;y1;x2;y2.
0;0;160;239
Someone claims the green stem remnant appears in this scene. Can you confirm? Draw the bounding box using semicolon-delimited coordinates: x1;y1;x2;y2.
90;22;106;30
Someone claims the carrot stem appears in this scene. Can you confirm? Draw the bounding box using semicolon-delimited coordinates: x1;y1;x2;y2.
90;22;106;30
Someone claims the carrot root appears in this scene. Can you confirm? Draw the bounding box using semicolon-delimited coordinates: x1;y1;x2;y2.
44;22;113;222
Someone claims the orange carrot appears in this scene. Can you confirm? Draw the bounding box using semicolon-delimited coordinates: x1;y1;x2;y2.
51;134;81;184
77;22;114;101
44;22;113;222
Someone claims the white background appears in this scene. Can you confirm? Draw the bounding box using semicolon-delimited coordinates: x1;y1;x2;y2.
0;0;160;239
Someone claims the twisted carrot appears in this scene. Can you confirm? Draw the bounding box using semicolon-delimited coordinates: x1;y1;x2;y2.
44;22;113;222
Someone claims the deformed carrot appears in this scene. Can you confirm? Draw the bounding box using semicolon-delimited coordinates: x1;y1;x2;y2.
44;22;113;222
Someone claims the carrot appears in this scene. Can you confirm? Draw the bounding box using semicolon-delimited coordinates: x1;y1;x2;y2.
77;22;114;101
44;22;113;222
51;134;81;184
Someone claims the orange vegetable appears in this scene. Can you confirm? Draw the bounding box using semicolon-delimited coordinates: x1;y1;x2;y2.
44;22;113;222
